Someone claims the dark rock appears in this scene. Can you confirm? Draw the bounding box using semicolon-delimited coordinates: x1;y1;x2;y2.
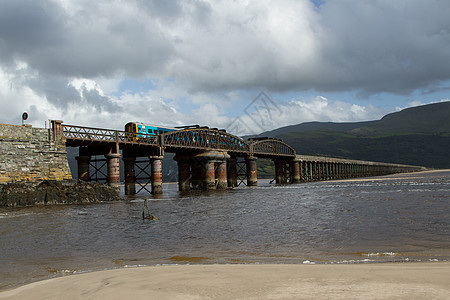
0;180;121;207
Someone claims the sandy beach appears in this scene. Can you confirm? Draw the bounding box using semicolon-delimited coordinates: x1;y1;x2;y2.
1;262;449;299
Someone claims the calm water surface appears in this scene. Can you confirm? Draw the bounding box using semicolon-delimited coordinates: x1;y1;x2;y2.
1;170;449;290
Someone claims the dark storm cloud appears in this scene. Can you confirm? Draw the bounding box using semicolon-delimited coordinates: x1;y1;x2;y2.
26;76;80;108
0;0;65;65
0;0;175;78
316;0;450;95
24;74;119;113
1;0;450;101
177;0;450;96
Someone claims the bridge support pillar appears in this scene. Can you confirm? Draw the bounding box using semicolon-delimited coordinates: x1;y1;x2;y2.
150;156;164;194
174;154;191;192
75;155;91;181
216;161;228;189
123;157;136;195
227;157;238;188
319;162;325;180
193;151;230;190
301;161;306;181
274;160;284;184
290;159;301;183
191;161;203;189
105;153;121;189
246;156;257;186
203;161;216;190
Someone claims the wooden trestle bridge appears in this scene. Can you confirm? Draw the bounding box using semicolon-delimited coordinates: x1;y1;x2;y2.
52;120;424;194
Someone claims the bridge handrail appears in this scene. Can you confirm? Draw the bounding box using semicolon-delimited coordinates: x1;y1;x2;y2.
61;124;158;145
162;128;250;152
248;138;296;157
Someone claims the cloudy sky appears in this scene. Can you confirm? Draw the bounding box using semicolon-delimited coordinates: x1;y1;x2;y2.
1;0;449;135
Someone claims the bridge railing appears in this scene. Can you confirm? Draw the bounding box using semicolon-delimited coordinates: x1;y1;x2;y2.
248;138;296;158
61;124;158;145
162;128;250;152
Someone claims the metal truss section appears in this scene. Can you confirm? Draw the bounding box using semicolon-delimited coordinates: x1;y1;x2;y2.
134;159;152;194
62;124;158;146
162;128;250;153
236;160;247;186
89;157;107;183
61;123;297;159
248;138;296;158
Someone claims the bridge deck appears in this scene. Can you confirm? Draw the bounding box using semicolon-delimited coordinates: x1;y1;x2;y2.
61;124;296;158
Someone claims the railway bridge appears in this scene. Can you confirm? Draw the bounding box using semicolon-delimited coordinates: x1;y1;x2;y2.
52;120;424;194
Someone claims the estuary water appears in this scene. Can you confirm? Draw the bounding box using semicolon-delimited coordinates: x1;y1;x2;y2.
0;170;449;290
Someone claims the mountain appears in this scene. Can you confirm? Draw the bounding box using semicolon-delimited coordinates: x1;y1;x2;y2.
253;101;450;169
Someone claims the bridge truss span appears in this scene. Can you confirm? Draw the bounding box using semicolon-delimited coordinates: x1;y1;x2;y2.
162;128;250;154
62;124;158;147
248;138;296;158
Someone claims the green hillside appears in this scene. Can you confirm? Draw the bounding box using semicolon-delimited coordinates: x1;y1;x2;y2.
254;101;450;169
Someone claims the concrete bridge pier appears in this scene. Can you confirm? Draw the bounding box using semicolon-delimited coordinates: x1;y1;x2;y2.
105;152;121;189
216;160;228;189
203;160;216;190
75;155;91;181
123;157;136;195
274;160;285;184
177;161;191;191
246;156;257;186
150;156;164;194
191;162;203;189
193;151;230;190
290;159;301;183
274;160;291;184
174;154;191;191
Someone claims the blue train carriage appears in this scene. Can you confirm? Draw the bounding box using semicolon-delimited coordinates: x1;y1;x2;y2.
125;122;177;139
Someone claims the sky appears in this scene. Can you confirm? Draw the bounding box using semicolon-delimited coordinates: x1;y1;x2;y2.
1;0;449;136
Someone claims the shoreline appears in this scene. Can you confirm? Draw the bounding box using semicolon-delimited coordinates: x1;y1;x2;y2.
1;262;449;299
325;168;450;183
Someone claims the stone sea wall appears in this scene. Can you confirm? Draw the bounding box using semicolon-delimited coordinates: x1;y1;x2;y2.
0;180;121;207
0;123;72;183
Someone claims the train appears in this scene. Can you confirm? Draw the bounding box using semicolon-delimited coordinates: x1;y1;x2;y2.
125;122;244;147
125;122;177;138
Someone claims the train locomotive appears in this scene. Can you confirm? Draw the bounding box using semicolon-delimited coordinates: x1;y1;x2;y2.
125;122;244;147
125;122;177;138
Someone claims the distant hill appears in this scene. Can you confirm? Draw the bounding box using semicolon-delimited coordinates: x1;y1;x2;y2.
253;101;450;169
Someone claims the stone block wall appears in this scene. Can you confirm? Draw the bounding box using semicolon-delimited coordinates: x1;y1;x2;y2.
0;123;72;183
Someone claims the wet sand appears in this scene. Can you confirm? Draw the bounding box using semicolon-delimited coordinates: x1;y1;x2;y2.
328;169;450;182
1;262;449;299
